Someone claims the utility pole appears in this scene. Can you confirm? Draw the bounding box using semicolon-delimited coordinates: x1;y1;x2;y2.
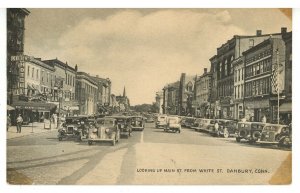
276;49;280;125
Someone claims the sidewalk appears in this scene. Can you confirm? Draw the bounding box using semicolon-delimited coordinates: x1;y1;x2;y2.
7;122;58;140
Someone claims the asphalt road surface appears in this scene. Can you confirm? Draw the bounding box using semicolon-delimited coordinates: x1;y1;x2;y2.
7;123;291;185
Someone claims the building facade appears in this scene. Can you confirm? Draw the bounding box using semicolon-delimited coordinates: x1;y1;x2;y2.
7;8;30;104
178;73;194;116
211;29;283;119
155;91;163;114
90;75;112;114
43;59;78;116
194;68;212;118
233;56;245;120
243;37;286;123
75;72;98;115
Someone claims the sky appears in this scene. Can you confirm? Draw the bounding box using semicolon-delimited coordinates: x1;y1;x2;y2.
24;9;291;105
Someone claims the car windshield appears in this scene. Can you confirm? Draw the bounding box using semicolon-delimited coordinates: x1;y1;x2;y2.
264;125;282;132
239;123;250;128
66;118;80;124
158;117;166;121
132;117;142;121
97;119;115;127
169;119;178;124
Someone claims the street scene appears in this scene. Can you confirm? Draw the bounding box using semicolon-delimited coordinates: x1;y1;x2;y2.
6;8;292;185
7;122;291;185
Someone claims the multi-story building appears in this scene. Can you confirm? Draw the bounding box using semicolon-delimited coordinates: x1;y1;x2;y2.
194;68;212;118
7;8;30;104
43;59;78;115
210;29;284;119
233;56;245;119
75;72;98;115
280;31;292;123
90;75;112;114
163;81;180;115
243;37;286;123
178;73;195;116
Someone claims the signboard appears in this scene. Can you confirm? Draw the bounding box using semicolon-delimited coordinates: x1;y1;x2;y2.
11;55;33;62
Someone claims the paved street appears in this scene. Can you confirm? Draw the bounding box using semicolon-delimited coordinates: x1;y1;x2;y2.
7;123;291;185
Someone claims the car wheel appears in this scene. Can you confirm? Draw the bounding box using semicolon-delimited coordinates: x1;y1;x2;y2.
112;139;116;146
178;130;181;133
88;141;92;145
223;129;229;138
236;137;241;142
58;137;62;141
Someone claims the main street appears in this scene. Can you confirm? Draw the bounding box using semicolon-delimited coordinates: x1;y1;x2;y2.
7;123;291;185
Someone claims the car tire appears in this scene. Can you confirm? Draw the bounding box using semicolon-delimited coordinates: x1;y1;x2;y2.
223;129;229;138
236;137;241;142
88;141;92;145
58;137;62;141
112;139;116;146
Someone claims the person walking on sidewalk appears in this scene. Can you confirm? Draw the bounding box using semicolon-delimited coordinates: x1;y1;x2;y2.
16;114;23;133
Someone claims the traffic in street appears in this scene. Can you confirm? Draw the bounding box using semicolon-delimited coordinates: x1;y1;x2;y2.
7;116;291;185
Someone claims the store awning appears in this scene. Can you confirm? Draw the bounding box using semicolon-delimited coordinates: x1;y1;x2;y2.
280;102;292;113
7;105;15;111
11;101;57;111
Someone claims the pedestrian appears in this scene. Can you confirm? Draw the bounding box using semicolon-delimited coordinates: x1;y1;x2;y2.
261;115;267;123
7;114;11;131
214;120;219;132
16;114;23;133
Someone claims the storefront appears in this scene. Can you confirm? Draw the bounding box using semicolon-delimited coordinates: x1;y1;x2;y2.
11;101;57;125
220;97;234;119
244;98;270;122
279;102;292;124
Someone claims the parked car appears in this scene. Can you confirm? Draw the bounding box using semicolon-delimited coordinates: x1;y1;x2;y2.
130;116;145;131
201;119;216;132
235;122;267;143
259;123;291;147
109;116;132;138
88;117;120;146
164;116;181;133
184;117;196;128
58;115;90;141
210;119;238;138
191;118;203;132
180;116;187;127
145;115;155;123
156;114;168;129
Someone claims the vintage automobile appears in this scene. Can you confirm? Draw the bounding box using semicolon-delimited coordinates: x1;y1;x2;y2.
201;119;216;132
155;114;168;129
209;119;238;138
164;116;181;133
58;115;91;141
180;116;187;127
145;115;155;123
235;122;266;142
184;117;196;128
259;123;291;147
88;117;120;146
110;116;132;138
130;116;145;131
191;118;203;132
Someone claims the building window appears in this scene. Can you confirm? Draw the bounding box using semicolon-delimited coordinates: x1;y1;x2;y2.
224;61;228;76
249;39;254;48
41;71;44;82
36;69;39;79
47;73;49;82
238;69;241;81
32;67;34;78
241;84;244;98
241;68;244;80
234;70;237;82
27;66;30;77
238;85;240;99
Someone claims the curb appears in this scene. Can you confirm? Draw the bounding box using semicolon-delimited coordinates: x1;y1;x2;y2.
7;129;58;140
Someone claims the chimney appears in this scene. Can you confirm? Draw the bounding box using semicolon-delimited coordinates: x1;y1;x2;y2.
204;68;208;74
256;30;262;36
281;27;287;34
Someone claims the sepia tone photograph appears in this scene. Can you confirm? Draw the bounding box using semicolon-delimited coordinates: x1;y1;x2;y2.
6;8;292;185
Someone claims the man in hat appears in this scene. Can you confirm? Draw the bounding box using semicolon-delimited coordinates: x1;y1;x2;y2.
16;114;23;133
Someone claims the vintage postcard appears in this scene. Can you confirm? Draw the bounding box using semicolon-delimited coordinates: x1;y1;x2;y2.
6;8;292;185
